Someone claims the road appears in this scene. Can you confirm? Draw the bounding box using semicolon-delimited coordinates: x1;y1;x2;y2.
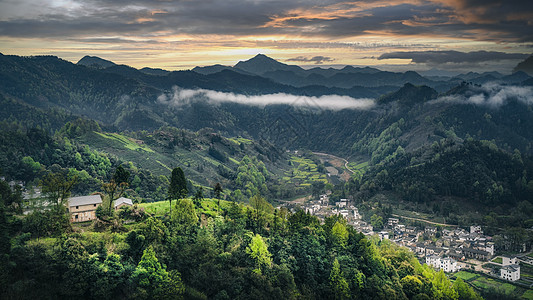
391;213;457;227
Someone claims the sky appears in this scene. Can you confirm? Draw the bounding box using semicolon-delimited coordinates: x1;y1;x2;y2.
0;0;532;73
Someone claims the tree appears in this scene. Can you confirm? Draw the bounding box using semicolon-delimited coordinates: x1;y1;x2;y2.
130;246;173;299
329;258;349;300
193;187;203;207
249;194;273;232
102;165;130;213
171;199;198;234
214;182;223;199
40;167;78;213
452;278;482;300
400;275;423;299
370;214;384;230
330;221;349;251
246;234;272;274
168;167;188;214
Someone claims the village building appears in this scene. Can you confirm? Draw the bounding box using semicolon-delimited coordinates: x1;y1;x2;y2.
462;247;491;261
378;231;389;241
68;195;102;222
115;197;134;210
387;218;399;228
426;255;459;273
501;265;520;281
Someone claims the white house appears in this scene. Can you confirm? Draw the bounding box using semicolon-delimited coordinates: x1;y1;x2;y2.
426;255;459;273
388;218;399;228
502;256;518;266
378;231;389;241
470;225;483;234
114;197;134;210
501;265;520;281
440;258;459;273
426;255;440;268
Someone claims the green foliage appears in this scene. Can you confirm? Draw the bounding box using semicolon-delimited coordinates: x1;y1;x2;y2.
171;199;199;234
329;258;350;300
168;167;188;213
235;155;269;198
246;234;272;274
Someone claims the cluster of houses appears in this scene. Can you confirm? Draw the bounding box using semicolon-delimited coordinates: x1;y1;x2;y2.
68;195;133;222
294;196;524;282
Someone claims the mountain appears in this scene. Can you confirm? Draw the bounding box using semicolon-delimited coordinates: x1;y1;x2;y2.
140;67;170;76
76;55;116;68
193;64;242;75
513;54;533;75
377;83;438;105
234;53;305;76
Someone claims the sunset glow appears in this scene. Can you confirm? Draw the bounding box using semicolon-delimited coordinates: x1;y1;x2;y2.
0;0;531;72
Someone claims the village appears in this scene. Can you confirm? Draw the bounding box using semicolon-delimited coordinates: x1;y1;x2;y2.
286;193;533;289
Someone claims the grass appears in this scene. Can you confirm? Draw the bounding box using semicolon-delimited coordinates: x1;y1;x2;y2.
454;271;479;282
528;252;533;258
229;137;254;145
283;155;328;186
139;198;233;217
523;290;533;300
471;277;516;294
95;132;154;153
492;257;503;264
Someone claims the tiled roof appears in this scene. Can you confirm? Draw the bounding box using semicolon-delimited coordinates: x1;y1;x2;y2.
115;197;133;207
69;195;102;207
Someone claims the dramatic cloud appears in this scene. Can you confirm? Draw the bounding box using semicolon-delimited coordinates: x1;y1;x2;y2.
157;86;375;111
1;0;532;71
0;0;532;41
430;83;533;107
378;51;530;64
286;56;334;64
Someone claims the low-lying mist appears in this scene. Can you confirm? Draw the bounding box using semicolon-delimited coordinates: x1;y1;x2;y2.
157;86;376;111
430;83;533;107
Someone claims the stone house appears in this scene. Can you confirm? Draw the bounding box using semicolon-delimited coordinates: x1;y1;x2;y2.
69;195;102;222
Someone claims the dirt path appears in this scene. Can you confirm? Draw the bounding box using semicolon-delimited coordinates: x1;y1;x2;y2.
391;213;457;227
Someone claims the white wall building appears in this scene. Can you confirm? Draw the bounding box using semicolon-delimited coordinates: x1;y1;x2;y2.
501;265;520;281
440;258;459;273
378;231;389;241
426;255;459;273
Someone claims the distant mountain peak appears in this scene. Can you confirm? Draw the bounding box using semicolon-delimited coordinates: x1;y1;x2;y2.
234;54;303;75
77;55;116;69
513;55;533;75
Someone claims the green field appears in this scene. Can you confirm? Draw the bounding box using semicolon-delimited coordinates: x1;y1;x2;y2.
139;198;232;216
471;277;516;294
95;132;154;153
491;257;503;264
454;271;479;281
523;290;533;300
283;155;327;185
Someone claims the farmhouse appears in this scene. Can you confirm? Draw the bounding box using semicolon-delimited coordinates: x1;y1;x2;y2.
69;195;102;222
114;197;134;210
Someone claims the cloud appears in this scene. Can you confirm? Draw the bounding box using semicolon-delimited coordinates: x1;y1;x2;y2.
286;56;334;64
157;86;375;111
430;83;533;107
378;50;530;64
0;0;532;43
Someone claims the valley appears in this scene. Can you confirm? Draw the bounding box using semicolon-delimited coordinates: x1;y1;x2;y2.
1;53;533;299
